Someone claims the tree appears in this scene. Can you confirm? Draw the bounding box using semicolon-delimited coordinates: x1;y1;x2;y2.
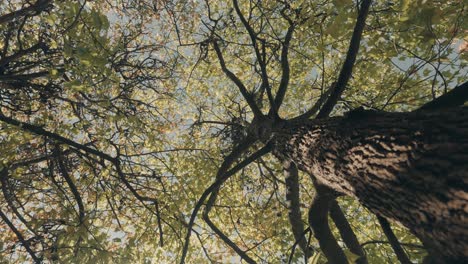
0;0;466;263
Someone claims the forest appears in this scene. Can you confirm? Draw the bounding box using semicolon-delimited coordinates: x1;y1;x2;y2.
0;0;466;263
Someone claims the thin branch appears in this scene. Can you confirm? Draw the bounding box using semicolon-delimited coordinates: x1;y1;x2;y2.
361;240;424;249
203;208;256;264
287;227;311;264
201;142;275;263
0;114;165;246
155;201;164;247
180;137;255;263
0;71;50;82
1;168;40;237
0;42;45;67
10;143;94;169
317;0;372;118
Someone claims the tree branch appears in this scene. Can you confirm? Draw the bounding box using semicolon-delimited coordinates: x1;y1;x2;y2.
180;143;271;263
180;136;258;263
272;24;295;116
316;0;372;118
0;42;45;68
54;146;86;223
308;184;347;264
232;0;274;113
287;227;311;264
377;216;412;264
361;240;424;249
212;41;263;117
0;208;42;263
0;113;165;246
0;71;50;82
203;200;256;264
0;113;116;162
283;160;312;259
330;200;367;264
0;168;40;237
292;83;334;121
0;0;51;25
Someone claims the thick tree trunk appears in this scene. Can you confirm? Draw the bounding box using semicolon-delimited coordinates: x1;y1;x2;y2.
272;107;468;262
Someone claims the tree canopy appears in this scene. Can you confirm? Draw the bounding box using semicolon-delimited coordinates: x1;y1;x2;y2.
0;0;466;263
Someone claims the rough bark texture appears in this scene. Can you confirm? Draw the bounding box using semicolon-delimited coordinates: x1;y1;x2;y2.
272;107;468;261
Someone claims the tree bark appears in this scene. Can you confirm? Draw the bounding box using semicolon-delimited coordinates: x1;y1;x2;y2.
272;107;468;262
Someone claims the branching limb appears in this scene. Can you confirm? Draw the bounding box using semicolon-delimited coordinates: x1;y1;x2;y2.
232;0;274;112
180;142;271;263
287;227;311;264
203;193;256;264
0;71;50;82
201;142;277;263
330;200;367;264
283;160;312;259
180;136;259;263
377;216;412;264
272;23;295;117
308;184;347;264
317;0;372;118
212;41;263;117
0;169;40;237
0;113;165;248
0;42;45;67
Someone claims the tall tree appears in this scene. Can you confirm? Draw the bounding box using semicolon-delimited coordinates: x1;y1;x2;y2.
0;0;466;263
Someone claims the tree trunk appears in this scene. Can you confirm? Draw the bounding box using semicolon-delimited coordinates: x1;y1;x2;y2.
272;107;468;262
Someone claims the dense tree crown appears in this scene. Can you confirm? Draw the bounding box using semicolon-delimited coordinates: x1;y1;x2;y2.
0;0;466;263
